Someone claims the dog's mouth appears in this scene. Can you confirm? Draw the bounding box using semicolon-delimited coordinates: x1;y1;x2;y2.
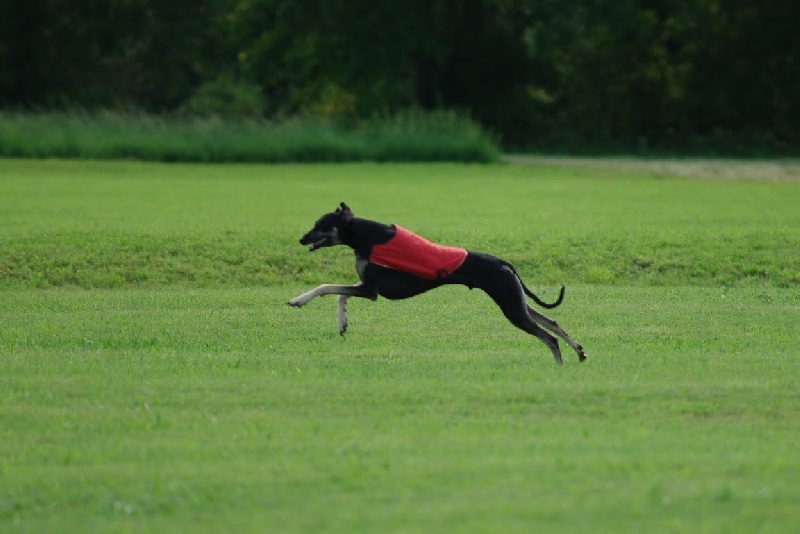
301;228;338;252
308;238;327;252
300;233;329;252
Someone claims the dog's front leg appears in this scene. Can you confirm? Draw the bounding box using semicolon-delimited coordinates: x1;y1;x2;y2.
288;282;377;308
337;295;349;334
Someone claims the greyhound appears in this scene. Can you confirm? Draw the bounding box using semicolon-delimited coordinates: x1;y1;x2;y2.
288;202;586;364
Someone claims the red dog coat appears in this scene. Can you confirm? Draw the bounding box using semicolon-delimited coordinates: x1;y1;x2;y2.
369;225;468;279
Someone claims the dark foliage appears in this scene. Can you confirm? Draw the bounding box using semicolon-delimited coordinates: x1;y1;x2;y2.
1;0;797;154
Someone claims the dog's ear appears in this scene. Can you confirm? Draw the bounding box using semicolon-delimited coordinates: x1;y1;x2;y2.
339;202;353;222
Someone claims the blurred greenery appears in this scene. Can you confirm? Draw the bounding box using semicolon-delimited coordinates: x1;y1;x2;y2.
0;109;499;163
1;0;797;154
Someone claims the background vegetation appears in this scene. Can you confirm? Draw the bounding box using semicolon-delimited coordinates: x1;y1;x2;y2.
2;0;798;155
0;110;499;163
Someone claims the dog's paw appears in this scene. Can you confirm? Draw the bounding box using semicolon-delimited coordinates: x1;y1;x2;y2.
288;296;308;307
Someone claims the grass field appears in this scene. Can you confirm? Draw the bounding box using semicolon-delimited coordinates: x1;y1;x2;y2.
1;159;799;532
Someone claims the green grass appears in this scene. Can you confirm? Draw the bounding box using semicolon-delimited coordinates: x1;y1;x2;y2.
2;286;799;532
1;158;799;531
0;110;499;163
1;159;798;289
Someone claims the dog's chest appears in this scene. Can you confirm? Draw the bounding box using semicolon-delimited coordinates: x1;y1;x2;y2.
355;256;369;280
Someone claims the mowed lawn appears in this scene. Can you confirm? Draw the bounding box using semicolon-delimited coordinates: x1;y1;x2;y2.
1;159;799;532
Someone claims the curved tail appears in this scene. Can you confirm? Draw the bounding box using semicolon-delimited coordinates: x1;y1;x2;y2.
503;261;565;309
525;283;565;309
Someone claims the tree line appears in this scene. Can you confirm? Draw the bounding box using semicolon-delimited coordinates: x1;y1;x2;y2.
1;0;798;153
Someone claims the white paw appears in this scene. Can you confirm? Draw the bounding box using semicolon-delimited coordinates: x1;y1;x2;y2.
288;295;310;307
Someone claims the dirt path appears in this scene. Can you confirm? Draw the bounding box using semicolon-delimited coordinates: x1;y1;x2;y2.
503;154;800;181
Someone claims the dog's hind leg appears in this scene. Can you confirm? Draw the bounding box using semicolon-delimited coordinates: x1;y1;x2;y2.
480;265;564;364
521;321;563;364
527;306;587;362
502;299;563;364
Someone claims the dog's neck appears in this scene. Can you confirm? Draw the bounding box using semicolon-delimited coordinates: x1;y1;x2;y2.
341;217;395;259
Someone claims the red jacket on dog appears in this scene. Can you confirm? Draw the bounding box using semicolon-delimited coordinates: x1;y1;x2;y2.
369;225;467;280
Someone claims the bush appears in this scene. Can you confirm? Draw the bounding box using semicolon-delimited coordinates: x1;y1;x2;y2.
179;76;266;119
0;109;500;163
366;108;500;162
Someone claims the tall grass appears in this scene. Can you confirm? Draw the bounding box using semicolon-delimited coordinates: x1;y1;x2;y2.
0;109;499;163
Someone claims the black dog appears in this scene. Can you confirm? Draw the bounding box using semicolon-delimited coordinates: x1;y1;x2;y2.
288;203;586;364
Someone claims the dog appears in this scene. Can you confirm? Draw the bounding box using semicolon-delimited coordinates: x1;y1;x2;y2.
288;202;586;364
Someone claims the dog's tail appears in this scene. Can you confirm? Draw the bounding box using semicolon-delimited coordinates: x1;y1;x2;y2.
504;261;565;309
525;283;565;309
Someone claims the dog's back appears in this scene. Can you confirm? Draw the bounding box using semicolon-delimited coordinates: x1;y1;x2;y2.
369;225;467;279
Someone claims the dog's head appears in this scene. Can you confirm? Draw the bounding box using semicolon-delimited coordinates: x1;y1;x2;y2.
299;202;354;252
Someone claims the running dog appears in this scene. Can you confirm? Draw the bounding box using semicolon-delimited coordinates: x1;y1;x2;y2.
288;202;586;364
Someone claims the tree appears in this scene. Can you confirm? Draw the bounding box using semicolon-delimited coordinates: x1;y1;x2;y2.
1;0;797;152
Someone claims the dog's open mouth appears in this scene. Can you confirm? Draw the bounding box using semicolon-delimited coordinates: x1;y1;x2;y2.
301;227;338;251
308;239;327;252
